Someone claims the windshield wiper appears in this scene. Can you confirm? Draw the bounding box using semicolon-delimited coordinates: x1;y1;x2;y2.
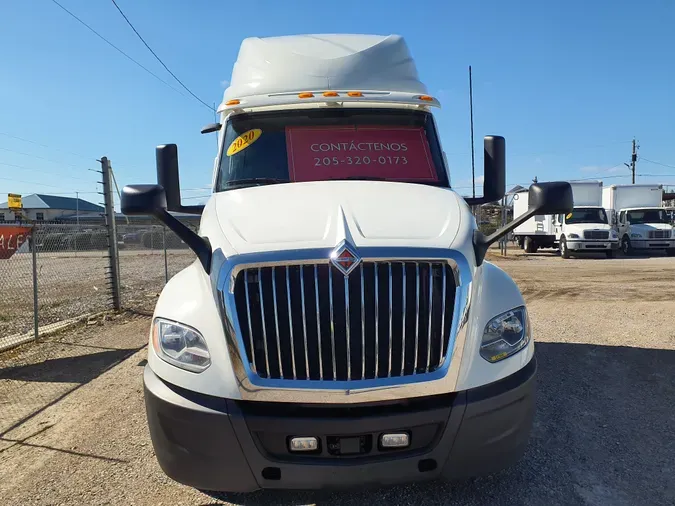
333;176;388;181
222;177;287;189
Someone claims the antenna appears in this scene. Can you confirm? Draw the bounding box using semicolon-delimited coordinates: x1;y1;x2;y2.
469;66;476;199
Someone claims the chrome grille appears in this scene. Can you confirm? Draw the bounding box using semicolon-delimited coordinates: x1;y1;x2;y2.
583;230;610;240
648;230;670;239
233;262;456;381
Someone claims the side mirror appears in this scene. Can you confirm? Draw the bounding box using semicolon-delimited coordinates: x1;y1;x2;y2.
527;182;574;215
201;123;221;134
464;136;506;206
156;144;205;215
473;181;573;265
121;185;167;215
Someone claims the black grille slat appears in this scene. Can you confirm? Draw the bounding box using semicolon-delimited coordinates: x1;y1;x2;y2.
648;230;669;239
583;231;610;240
234;261;456;381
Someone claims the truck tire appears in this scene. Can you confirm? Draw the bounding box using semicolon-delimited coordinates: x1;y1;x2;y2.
666;248;675;257
606;249;616;259
621;236;633;256
524;237;537;253
560;236;570;259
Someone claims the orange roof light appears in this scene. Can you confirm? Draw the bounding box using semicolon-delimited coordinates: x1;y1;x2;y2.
225;99;240;106
347;91;363;97
418;95;434;102
323;91;339;97
298;92;314;98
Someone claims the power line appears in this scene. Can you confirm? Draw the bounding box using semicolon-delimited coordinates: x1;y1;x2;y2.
0;132;95;162
109;0;214;111
0;175;88;190
641;158;675;170
0;161;96;183
0;146;92;171
49;0;188;101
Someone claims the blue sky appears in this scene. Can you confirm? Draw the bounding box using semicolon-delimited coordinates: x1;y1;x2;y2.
1;0;674;207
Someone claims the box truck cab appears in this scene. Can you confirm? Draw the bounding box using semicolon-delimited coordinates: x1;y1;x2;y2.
602;184;675;256
120;34;572;493
552;181;619;259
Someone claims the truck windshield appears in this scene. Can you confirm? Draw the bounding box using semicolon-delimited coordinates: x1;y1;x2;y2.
566;207;608;224
216;108;449;191
626;209;670;224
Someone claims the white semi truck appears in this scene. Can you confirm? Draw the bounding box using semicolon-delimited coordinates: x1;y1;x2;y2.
514;180;619;258
553;180;619;258
121;34;572;493
602;184;675;256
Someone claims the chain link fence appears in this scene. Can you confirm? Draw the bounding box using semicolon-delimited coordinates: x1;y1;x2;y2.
0;218;196;352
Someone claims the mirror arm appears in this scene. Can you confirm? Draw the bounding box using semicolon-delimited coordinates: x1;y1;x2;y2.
153;209;212;273
177;204;205;215
473;208;537;266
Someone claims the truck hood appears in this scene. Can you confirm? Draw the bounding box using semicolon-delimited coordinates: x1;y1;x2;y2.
565;223;613;234
210;181;467;255
630;223;673;232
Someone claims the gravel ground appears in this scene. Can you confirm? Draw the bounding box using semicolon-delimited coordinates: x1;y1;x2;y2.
0;254;673;505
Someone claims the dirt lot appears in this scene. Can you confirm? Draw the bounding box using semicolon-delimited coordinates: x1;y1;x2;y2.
0;253;673;505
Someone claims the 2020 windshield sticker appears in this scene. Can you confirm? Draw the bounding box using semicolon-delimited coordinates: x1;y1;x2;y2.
227;128;262;156
285;126;438;182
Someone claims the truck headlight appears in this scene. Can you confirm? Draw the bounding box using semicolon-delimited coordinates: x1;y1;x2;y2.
152;318;211;372
568;233;580;239
630;233;642;239
480;307;530;363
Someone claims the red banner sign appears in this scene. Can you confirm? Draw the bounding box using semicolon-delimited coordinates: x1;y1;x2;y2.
285;126;438;183
0;226;31;260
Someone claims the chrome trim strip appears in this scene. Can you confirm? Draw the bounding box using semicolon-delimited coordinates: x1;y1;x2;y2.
439;266;447;367
344;271;351;381
313;265;323;380
401;262;407;375
426;262;433;373
387;262;393;377
414;263;420;374
374;263;380;379
271;267;283;378
285;266;297;380
328;266;336;380
244;270;256;373
300;266;310;378
258;267;270;376
360;264;366;380
219;246;470;404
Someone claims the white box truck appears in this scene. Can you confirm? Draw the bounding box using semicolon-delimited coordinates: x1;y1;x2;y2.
512;190;555;252
121;34;572;493
602;184;675;256
552;180;619;259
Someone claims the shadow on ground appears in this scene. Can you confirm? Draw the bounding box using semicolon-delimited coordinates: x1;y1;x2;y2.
202;342;675;506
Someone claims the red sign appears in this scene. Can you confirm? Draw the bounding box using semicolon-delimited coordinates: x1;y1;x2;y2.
0;226;31;260
285;126;438;183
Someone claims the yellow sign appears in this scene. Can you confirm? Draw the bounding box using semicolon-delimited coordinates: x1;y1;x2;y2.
7;194;22;210
226;129;262;156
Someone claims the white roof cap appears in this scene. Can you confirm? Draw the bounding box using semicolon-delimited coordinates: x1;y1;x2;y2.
223;34;428;102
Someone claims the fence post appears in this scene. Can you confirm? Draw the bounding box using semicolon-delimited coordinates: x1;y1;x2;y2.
31;225;38;341
101;157;121;310
163;226;168;283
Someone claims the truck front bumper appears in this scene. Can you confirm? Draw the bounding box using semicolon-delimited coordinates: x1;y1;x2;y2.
630;239;675;249
567;240;619;251
143;356;536;493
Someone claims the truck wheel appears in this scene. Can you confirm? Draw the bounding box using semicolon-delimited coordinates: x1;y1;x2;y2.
560;237;570;259
621;236;633;256
666;248;675;257
606;249;616;259
524;237;536;253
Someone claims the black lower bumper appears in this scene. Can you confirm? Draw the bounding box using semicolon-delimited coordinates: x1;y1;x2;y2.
143;357;536;493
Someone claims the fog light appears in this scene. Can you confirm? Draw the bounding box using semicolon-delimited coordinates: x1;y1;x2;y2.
289;437;318;452
380;433;410;448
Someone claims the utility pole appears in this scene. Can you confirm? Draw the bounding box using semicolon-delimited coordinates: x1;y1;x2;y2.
625;138;638;184
101;157;121;310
